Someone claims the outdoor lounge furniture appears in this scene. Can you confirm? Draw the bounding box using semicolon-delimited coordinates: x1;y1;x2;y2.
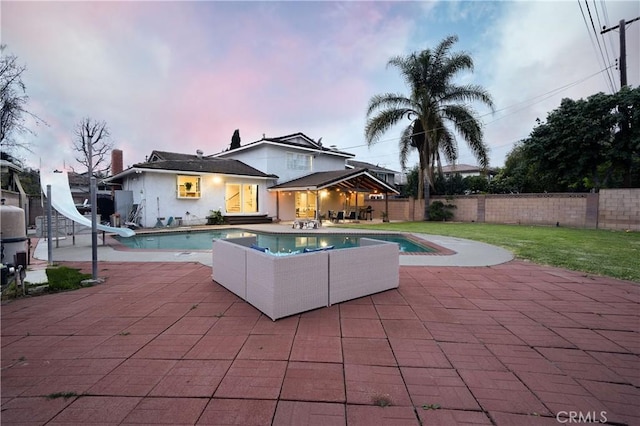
328;238;399;304
292;219;320;229
212;236;399;320
333;211;344;223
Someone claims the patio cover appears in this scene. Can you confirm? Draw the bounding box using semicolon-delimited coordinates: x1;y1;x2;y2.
267;168;398;194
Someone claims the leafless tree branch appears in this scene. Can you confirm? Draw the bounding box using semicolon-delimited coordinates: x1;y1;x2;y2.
72;117;114;177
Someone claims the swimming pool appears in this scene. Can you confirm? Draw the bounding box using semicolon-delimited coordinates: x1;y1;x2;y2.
114;228;436;253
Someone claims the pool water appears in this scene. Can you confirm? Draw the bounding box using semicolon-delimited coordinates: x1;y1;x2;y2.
114;228;435;253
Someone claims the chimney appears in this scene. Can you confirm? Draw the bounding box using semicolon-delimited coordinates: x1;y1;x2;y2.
111;149;123;176
196;149;203;159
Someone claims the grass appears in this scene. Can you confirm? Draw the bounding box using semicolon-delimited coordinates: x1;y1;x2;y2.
46;266;92;291
340;222;640;282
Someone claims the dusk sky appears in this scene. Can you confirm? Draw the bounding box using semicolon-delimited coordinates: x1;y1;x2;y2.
3;1;639;174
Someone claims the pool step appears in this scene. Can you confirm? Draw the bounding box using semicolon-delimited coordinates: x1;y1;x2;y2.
223;215;273;225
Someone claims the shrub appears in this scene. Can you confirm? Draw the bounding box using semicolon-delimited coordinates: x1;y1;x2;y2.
429;200;456;221
207;209;224;225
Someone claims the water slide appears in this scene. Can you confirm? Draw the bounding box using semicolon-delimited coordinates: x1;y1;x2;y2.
40;169;135;238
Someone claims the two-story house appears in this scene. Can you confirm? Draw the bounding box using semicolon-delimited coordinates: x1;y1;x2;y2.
106;132;397;226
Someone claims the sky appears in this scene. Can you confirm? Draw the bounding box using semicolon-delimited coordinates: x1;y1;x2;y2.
3;0;639;175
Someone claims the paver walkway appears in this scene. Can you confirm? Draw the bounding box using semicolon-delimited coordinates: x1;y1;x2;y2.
1;260;638;425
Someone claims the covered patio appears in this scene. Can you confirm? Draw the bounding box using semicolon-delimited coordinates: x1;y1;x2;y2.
268;168;399;223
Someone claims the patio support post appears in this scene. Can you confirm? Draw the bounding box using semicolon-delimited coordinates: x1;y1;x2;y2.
385;191;389;220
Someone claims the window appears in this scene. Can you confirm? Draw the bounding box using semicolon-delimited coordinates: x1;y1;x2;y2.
177;175;201;198
295;191;316;218
286;152;312;171
225;183;258;213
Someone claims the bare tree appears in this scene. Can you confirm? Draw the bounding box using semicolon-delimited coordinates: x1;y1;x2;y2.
73;118;114;177
0;45;46;153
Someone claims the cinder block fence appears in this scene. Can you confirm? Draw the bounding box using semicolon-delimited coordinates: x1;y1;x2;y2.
368;188;640;231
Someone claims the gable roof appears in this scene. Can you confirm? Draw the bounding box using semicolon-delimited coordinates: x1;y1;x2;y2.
136;159;276;177
346;160;397;174
147;150;204;162
268;168;398;194
215;132;354;158
106;153;277;181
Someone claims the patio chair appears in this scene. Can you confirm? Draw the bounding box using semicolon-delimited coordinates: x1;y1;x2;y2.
346;211;357;221
334;211;344;223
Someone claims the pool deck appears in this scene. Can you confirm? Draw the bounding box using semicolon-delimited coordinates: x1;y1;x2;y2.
2;224;638;425
30;223;514;268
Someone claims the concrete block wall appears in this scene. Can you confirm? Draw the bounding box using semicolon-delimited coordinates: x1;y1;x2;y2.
368;199;418;221
482;194;590;227
443;197;477;222
399;189;638;230
598;189;640;231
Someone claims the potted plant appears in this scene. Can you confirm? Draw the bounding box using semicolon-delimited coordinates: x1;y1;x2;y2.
381;211;389;222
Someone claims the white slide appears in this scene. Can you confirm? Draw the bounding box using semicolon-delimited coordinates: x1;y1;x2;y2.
40;169;136;238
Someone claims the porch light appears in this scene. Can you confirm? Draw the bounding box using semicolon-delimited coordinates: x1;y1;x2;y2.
212;175;222;184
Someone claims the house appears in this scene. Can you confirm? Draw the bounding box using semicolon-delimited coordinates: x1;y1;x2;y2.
215;133;398;221
105;150;278;227
440;163;497;180
105;132;398;226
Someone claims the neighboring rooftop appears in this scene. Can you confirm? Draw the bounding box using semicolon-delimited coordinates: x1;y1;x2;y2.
440;163;497;175
346;159;397;174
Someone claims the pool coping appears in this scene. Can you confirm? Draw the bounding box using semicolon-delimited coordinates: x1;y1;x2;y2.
107;226;455;256
33;223;514;267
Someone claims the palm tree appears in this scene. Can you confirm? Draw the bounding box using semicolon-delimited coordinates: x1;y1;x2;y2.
365;35;494;220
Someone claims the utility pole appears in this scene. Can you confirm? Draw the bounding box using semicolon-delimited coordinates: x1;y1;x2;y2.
601;16;639;188
601;16;639;88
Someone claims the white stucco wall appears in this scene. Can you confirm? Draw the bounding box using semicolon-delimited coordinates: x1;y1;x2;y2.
122;171;276;227
224;144;349;184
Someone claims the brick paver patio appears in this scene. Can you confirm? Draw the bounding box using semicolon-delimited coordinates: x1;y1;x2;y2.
1;260;638;425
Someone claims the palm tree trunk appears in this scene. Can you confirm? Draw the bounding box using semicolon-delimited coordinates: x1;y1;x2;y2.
422;169;430;221
419;143;431;220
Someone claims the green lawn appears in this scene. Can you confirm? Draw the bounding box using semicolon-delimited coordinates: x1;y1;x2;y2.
340;222;640;282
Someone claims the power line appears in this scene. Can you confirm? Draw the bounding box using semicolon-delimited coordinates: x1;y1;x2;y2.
593;0;618;91
598;0;623;83
345;65;613;153
579;0;616;93
343;66;615;169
